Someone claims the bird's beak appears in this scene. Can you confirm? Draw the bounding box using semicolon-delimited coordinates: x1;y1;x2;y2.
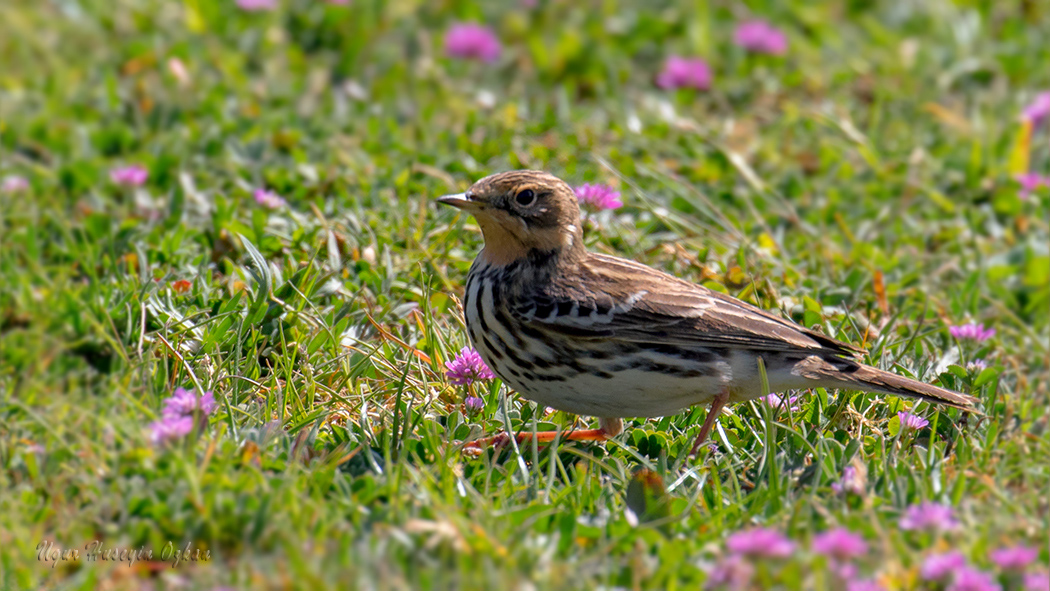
437;192;477;210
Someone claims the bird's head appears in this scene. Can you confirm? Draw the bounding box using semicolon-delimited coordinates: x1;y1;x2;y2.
438;170;585;266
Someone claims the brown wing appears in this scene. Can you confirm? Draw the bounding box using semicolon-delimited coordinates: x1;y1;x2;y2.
511;252;863;357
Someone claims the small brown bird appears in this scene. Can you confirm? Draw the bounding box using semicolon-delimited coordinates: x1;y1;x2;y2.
439;170;977;454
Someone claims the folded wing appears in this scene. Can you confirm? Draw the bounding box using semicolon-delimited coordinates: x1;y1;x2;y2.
510;252;862;357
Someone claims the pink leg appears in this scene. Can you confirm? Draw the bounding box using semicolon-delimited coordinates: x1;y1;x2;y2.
690;389;730;456
466;417;624;450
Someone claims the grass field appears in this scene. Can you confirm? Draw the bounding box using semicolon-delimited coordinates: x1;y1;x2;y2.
1;1;1048;589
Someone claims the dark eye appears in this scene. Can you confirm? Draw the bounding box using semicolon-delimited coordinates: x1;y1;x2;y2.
515;189;536;207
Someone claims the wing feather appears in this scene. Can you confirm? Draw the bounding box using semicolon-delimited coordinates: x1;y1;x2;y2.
512;252;862;357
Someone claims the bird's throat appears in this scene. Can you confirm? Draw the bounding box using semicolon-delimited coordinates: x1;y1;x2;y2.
478;225;531;267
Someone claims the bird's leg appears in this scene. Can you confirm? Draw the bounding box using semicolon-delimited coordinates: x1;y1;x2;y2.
465;417;623;450
689;388;730;456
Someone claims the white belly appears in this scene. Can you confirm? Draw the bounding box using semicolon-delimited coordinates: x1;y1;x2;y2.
507;365;728;418
498;349;811;418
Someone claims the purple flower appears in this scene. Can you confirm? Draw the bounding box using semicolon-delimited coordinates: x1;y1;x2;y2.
575;183;623;211
445;347;496;386
162;388;198;416
831;465;865;496
760;393;799;412
236;0;277;10
833;561;859;580
149;414;194;445
198;391;218;415
812;528;868;560
966;359;988;372
921;551;968;581
1017;173;1050;199
733;20;788;55
1022;92;1050;125
707;554;754;588
899;502;958;532
948;566;1002;591
465;396;485;413
253;188;286;209
444;23;501;63
162;388;218;417
110;165;148;187
949;323;996;342
150;388;216;445
656;56;712;90
1;175;29;193
898;411;929;430
847;580;884;591
990;545;1039;570
1025;572;1050;591
725;527;795;558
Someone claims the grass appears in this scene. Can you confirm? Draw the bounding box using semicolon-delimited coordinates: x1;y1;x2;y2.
1;0;1048;589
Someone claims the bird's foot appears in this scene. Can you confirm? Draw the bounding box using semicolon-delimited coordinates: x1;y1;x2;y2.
689;389;730;456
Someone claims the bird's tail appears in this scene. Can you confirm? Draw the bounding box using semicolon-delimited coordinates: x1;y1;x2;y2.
797;357;980;411
841;365;978;410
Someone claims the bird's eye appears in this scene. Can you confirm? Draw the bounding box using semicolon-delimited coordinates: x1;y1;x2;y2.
515;189;536;207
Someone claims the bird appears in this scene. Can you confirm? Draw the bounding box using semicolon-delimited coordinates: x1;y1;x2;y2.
438;170;978;455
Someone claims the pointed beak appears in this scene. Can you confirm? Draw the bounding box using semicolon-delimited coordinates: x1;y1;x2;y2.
436;192;475;210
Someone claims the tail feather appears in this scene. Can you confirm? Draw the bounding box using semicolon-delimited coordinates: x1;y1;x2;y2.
796;357;980;411
843;365;979;410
